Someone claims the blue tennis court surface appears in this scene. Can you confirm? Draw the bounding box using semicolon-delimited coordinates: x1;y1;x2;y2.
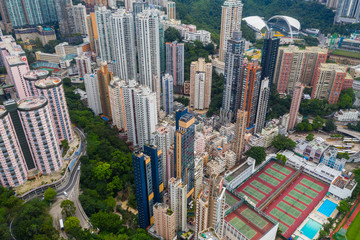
317;199;337;217
301;218;322;239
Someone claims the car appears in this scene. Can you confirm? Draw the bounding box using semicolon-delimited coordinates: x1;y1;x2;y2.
63;191;68;197
78;165;81;171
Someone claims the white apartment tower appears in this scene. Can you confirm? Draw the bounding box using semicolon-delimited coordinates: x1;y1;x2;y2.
169;178;188;232
255;78;270;133
70;4;89;35
95;6;113;62
162;73;174;114
109;77;127;131
84;73;102;116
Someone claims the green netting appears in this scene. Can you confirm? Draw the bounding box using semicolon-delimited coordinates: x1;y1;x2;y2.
265;168;286;180
279;223;289;234
241;208;268;229
226;192;239;207
270;208;295;226
251;180;272;194
295;184;318;198
283;196;306;210
271;163;292;175
243;186;265;200
300;178;324;192
229;217;257;239
259;173;280;186
277;201;302;218
289;190;312;205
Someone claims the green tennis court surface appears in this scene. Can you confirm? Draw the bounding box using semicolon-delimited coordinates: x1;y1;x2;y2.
271;163;292;175
301;178;323;192
265;168;286;180
289;190;312;205
295;184;318;198
251;180;272;194
259;173;280;186
283;196;306;210
241;208;268;229
277;201;302;218
244;186;265;200
279;223;288;234
229;218;257;239
270;208;295;226
226;192;239;207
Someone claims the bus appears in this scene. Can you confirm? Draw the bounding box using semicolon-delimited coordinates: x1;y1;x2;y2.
59;219;64;231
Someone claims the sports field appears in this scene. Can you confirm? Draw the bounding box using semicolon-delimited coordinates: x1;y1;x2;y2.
225;191;241;208
346;212;360;240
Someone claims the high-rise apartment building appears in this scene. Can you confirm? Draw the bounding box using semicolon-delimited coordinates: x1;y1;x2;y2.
220;32;245;123
194;156;204;200
84;0;108;12
35;77;74;143
288;82;304;130
239;61;261;128
0;35;30;99
17;96;63;174
311;63;347;104
84;73;102;115
69;4;89;36
169;177;188;232
166;41;184;93
136;9;161;91
327;0;339;9
175;109;195;199
109;78;127;131
0;0;12;33
167;1;176;20
153;203;176;240
123;80;158;147
255;78;270;133
219;0;243;62
23;70;49;97
76;55;92;79
110;9;137;81
274;46;327;94
261;31;279;90
86;12;100;54
0;105;28;188
190;58;212;110
335;0;360;23
162;73;174;114
55;0;73;35
233;110;247;162
95;6;113;62
97;62;113;119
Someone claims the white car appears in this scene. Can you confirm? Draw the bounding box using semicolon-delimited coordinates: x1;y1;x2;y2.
63;191;68;197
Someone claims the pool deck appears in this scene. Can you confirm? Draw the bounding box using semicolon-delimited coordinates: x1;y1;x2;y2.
293;196;340;239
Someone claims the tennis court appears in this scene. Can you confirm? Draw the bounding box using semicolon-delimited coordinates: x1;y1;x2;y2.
283;196;306;210
270;208;295;226
226;192;240;207
295;184;318;198
277;201;302;218
301;178;323;192
289;190;313;205
279;223;289;233
259;173;280;186
229;218;257;239
265;168;286;180
251;180;272;194
271;163;292;175
241;208;268;229
244;186;265;200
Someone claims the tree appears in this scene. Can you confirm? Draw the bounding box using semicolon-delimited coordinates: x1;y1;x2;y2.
62;78;71;88
323;119;337;132
338;93;352;109
164;27;182;42
174;96;189;106
90;211;123;234
245;147;266;165
61;139;69;154
272;135;296;150
337;152;350;160
313;116;325;130
296;123;305;132
303;35;319;46
337;199;351;214
43;187;57;202
60;199;76;217
306;133;314;141
64;216;80;232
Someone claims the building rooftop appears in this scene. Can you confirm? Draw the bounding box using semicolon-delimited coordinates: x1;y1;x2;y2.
198;228;220;240
17;96;47;111
35;77;62;89
225;158;254;182
23;70;49;81
0;35;27;66
332;176;357;190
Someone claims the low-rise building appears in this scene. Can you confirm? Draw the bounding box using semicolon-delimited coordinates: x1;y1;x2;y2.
14;26;56;46
321;147;347;171
335;109;359;121
329;175;357;199
295;137;329;163
261;124;278;147
224;158;255;191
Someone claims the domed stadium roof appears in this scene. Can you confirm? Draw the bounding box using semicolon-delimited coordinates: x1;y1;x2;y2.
267;15;301;38
243;16;269;32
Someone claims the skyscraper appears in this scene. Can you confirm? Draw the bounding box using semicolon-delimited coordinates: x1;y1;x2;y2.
233;110;247;162
335;0;360;23
0;105;28;188
133;145;163;229
239;61;261;128
261;31;279;91
110;9;137;81
84;73;102;115
169;177;188;232
0;0;12;33
55;0;73;35
23;70;49;97
95;6;113;62
162;73;174;114
175;109;195;199
153;203;176;240
136;9;161;91
108;77;127;131
219;0;243;62
288;82;304;130
69;4;89;36
190;58;212;110
17;96;63;174
86;12;99;54
255;78;270;133
220;32;245;123
166;41;184;93
97;62;113;119
76;55;92;79
167;1;176;20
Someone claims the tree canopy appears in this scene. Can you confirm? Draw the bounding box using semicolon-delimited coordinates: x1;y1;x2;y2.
272;135;296;150
61;199;76;218
245;147;266;165
43;187;57;202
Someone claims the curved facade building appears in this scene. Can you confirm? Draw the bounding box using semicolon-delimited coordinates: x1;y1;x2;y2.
18;96;63;174
23;70;49;96
0;106;28;187
35;77;73;143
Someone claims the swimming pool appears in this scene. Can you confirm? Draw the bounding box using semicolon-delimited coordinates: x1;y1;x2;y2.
317;199;337;217
301;219;322;239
